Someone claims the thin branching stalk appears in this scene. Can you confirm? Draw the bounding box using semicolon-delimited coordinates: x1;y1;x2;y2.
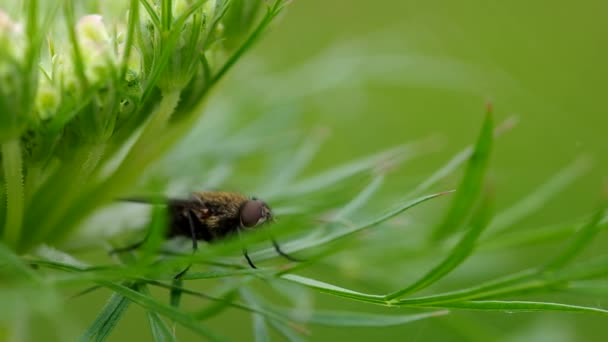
2;139;24;248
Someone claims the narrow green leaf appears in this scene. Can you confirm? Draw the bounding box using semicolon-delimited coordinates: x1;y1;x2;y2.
268;319;306;342
303;310;449;327
253;312;270;342
81;290;131;342
266;129;329;193
424;300;608;315
432;109;493;240
386;194;493;301
141;202;168;262
161;0;172;31
408;116;516;198
409;147;471;198
0;243;39;281
101;282;224;341
148;280;298;326
488;157;590;235
181;268;270;280
253;174;386;261
2;139;24;249
281;274;385;304
119;0;140;80
69;285;103;300
543;207;605;271
480;220;580;251
139;0;161;29
147;312;176;342
139;285;176;342
281;145;413;198
395;270;538;306
192;290;239;320
566;281;608;296
62;0;88;90
241;289;270;342
254;190;452;261
95;300;131;341
208;0;287;90
395;255;608;307
333;174;384;221
170;278;184;309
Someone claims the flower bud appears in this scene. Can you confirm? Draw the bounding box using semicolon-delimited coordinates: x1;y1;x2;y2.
35;77;60;120
75;14;116;84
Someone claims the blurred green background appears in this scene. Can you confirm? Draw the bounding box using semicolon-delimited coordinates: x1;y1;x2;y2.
63;0;607;341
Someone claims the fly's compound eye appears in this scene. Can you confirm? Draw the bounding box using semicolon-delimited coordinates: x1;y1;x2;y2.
241;200;264;228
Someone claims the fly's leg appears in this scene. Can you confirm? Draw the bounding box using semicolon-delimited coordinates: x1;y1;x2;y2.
272;238;303;262
243;248;257;269
110;235;148;255
174;210;198;279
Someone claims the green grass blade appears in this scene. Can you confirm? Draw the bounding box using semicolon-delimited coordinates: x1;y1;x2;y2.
395;256;608;307
101;281;224;341
488;157;590;235
80;290;131;342
139;0;161;29
0;242;39;281
268;319;306;342
208;0;287;90
170;278;184;316
394;270;538;306
543;207;606;271
424;300;608;315
241;288;271;342
333;174;385;221
119;0;140;80
1;139;24;249
265;129;328;193
139;284;176;342
253;313;270;342
566;281;608;296
169;279;184;338
147;311;176;342
62;0;88;90
181;268;270;280
281;274;385;304
278;144;414;198
408;116;516;198
409;147;471;198
480;220;581;251
386;193;493;301
303;310;449;327
192;290;239;320
253;174;386;261
432;108;493;240
255;190;452;261
147;280;293;325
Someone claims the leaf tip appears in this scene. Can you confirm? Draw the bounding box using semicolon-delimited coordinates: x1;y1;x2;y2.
485;101;494;116
433;310;450;317
438;189;456;197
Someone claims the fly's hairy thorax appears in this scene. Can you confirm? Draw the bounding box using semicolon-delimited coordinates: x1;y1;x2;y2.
167;192;249;242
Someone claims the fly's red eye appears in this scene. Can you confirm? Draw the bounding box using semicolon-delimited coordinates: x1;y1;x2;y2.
241;200;263;227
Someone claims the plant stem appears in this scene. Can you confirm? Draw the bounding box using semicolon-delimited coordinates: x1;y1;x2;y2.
20;144;105;251
2;139;24;249
116;90;181;178
24;165;40;202
77;144;106;184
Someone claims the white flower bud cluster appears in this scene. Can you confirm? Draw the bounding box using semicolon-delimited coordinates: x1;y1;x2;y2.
0;10;25;73
75;14;116;84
